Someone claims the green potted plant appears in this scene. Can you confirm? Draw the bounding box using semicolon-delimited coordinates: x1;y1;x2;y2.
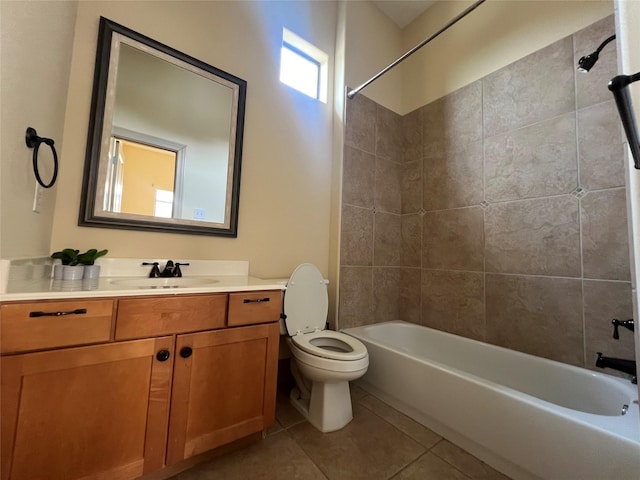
78;249;108;279
50;248;81;280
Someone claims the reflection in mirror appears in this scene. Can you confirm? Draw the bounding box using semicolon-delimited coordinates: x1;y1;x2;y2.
80;17;246;236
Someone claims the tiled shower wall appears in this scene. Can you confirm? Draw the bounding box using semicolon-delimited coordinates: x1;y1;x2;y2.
339;15;636;372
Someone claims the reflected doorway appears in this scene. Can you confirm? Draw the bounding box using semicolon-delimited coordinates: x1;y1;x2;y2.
104;128;185;218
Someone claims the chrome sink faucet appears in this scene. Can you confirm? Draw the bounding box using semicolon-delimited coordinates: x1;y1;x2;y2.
142;260;190;278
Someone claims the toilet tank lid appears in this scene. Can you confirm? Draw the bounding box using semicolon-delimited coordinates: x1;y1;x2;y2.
284;263;328;335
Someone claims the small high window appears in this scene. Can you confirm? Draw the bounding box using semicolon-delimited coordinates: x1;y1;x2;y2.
280;28;328;103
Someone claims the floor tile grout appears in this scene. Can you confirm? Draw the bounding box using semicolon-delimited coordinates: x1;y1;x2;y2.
173;386;509;480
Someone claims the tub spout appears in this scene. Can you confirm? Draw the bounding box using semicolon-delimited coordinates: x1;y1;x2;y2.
595;352;637;384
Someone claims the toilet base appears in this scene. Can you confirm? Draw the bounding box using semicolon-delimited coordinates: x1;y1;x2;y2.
290;380;353;432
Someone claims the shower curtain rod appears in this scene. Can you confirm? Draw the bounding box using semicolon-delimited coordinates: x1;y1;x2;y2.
347;0;486;99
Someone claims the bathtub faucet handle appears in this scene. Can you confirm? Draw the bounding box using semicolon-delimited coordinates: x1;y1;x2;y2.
611;318;634;339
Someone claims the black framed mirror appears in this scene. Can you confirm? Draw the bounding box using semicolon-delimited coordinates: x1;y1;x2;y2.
79;17;246;236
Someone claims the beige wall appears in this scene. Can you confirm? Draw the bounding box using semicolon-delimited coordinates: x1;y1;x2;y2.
45;1;337;278
343;0;404;113
401;0;613;114
339;1;613;116
0;0;78;259
336;1;614;116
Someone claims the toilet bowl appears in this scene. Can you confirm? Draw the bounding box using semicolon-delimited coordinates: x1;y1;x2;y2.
282;263;369;432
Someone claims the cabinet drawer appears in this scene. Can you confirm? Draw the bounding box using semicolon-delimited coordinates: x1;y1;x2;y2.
115;294;227;340
227;290;282;326
0;300;114;354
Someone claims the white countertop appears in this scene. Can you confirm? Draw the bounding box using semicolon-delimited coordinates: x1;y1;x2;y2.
0;258;285;302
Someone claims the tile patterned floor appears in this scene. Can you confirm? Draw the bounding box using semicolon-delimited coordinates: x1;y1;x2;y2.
171;385;511;480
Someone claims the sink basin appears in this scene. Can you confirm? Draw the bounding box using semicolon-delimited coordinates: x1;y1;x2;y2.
110;277;219;289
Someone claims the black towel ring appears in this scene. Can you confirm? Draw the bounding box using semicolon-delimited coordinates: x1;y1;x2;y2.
25;127;58;188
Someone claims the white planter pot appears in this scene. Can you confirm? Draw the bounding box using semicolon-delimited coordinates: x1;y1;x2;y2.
62;265;85;281
53;264;64;280
83;265;101;279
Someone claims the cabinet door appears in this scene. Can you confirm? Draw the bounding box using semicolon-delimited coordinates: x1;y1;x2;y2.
1;337;173;480
167;322;279;464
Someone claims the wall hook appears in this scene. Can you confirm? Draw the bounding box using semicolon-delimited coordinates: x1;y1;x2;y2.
25;126;58;188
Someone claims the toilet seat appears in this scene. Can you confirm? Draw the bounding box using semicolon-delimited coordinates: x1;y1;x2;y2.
284;263;368;364
290;330;368;361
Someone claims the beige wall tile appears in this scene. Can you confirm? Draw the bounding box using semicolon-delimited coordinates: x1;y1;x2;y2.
402;161;422;214
400;268;422;324
343;146;375;208
374;212;401;266
376;104;402;161
483;37;575;137
375;158;402;214
373;267;400;323
403;107;422;164
486;274;584;366
484;113;577;202
339;16;629;376
423;141;483;211
422;207;484;272
577;100;625;190
345;93;376;154
581;188;631;280
338;266;373;330
422;81;482;157
485;196;581;277
401;214;421;267
341;205;373;266
583;279;635;376
574;15;617;109
421;269;485;340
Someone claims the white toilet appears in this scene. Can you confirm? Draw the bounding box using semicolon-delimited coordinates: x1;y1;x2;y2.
282;263;369;432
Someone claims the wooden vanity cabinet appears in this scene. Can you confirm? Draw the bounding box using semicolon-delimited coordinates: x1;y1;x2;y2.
0;299;114;354
115;294;227;340
0;290;282;480
166;322;279;464
1;336;173;480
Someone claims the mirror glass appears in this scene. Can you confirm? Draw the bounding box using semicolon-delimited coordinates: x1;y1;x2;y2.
80;17;246;236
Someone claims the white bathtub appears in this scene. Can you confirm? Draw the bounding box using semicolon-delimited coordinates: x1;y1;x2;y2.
343;321;640;480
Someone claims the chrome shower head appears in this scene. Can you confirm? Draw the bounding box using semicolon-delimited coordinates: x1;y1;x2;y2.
577;34;616;73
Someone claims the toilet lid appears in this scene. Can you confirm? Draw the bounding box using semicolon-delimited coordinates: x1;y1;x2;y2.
284;263;328;335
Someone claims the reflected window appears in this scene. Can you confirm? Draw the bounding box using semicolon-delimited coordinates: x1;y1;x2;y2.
154;189;174;218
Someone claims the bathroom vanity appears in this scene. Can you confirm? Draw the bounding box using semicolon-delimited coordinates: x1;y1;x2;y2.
0;259;284;480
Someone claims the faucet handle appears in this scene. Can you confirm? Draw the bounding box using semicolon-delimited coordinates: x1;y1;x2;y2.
173;262;190;277
142;262;160;278
612;318;635;339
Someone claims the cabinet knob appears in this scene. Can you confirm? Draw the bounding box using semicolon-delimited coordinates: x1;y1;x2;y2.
156;350;171;362
180;346;193;358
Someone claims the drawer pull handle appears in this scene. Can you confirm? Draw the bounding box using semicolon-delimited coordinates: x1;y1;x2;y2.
180;346;193;358
243;298;270;304
156;350;171;362
29;308;88;318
